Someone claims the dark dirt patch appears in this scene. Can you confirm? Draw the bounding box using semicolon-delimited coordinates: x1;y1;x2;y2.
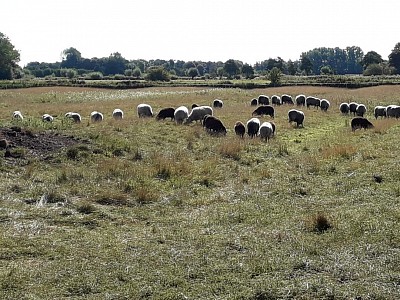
0;126;89;160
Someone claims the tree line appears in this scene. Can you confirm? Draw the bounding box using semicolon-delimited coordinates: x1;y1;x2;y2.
1;32;400;81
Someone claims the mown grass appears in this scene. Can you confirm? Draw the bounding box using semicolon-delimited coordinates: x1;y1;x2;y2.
0;86;400;299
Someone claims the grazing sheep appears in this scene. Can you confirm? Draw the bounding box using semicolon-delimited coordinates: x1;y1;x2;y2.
320;99;330;112
305;96;321;109
250;98;258;106
203;115;226;135
349;102;358;115
191;103;199;109
374;106;387;119
185;106;213;124
339;103;350;114
386;105;400;118
234;121;246;138
65;112;81;123
213;99;223;108
112;108;124;120
258;122;275;141
295;95;306;106
12;111;23;120
281;94;294;105
356;104;367;117
156;107;175;121
258;95;270;105
90;111;104;122
42;114;54;122
351;117;374;131
137;103;153;118
252;105;274;118
288;109;305;127
174;106;189;124
271;95;282;106
246;118;261;138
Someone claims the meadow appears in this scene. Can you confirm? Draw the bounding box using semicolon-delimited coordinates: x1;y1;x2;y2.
0;85;399;299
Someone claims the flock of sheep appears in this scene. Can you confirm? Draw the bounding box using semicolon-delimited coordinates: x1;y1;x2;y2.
10;93;400;140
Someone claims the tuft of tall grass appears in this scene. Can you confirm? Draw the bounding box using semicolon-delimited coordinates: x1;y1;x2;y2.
305;212;333;233
217;138;244;160
320;144;357;159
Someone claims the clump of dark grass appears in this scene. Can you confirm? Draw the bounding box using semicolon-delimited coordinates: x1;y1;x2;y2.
305;213;333;233
66;147;79;160
76;201;96;214
94;192;129;206
217;138;243;160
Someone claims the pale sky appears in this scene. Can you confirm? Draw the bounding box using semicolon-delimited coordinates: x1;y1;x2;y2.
2;0;399;67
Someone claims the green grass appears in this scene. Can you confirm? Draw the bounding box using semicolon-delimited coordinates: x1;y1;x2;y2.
0;85;400;299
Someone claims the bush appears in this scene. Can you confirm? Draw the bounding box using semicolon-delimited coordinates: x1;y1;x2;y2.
145;67;170;81
86;72;103;80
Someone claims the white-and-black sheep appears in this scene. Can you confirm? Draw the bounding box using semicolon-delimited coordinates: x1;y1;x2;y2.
246;118;261;138
12;111;23;120
65;112;81;123
281;94;294;105
305;96;321;109
374;106;387;119
339;103;350;114
356;104;367;117
295;95;306;106
90;111;104;122
258;95;270;105
137;104;153;118
349;102;358;115
320;99;330;112
112;108;124;120
288;109;305;127
271;95;282;106
351;117;374;131
234;121;246;138
250;98;258;106
258;121;275;141
156;107;175;121
174;106;189;124
42;114;54;122
386;105;400;118
213;99;223;108
252;105;274;118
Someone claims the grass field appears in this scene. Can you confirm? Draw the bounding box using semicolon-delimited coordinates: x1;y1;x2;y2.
0;85;400;299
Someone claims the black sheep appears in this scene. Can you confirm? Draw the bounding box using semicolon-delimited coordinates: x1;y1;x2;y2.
203;115;226;135
252;105;275;118
234;121;246;138
156;107;175;121
351;117;374;131
250;98;258;106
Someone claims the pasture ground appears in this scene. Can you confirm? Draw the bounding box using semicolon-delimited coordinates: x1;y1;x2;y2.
0;86;400;299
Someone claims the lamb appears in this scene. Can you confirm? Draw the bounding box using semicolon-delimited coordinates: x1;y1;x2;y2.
250;98;258;106
234;121;246;138
271;95;282;105
349;102;358;115
295;95;306;106
252;105;274;118
374;106;387;119
174;106;189;124
281;94;294;105
156;107;175;121
42;114;54;122
213;99;223;108
12;111;23;120
339;103;350;114
112;108;124;120
386;105;400;118
258;95;269;105
137;103;153;118
351;117;374;131
320;99;330;112
203;115;226;135
90;111;104;122
185;106;213;124
65;112;81;123
246;117;261;138
356;104;367;117
305;96;321;109
288;109;305;127
258;122;275;141
191;103;199;109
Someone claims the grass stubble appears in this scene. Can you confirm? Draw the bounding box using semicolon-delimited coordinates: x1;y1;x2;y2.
0;86;399;299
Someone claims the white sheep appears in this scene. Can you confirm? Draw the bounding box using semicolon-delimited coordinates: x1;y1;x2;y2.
112;108;124;120
246;117;261;138
42;114;54;122
185;106;213;124
258;121;274;141
174;106;189;124
137;104;153;118
12;111;23;120
90;111;104;122
65;112;81;123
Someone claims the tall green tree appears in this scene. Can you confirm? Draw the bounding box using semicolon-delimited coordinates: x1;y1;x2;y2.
241;63;254;78
389;42;400;74
300;55;313;75
0;32;20;79
361;51;383;70
223;59;239;79
61;47;82;69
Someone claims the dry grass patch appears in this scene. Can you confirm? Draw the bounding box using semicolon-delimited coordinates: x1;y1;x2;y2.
320;144;357;159
373;118;399;134
217;137;245;160
305;212;333;233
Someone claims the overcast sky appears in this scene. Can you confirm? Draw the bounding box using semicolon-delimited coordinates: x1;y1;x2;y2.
2;0;399;67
